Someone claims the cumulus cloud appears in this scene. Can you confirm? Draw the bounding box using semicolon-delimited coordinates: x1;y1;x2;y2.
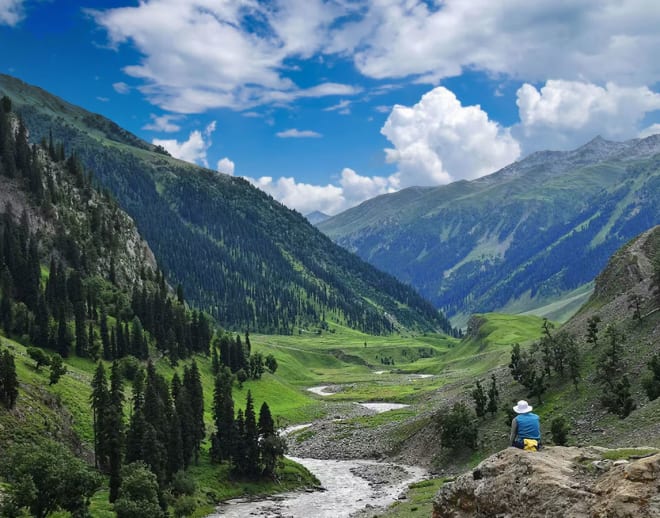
92;1;361;112
0;0;24;26
276;129;322;138
217;157;235;176
143;114;183;133
152;121;216;167
247;168;394;215
515;80;660;150
112;82;130;94
334;0;660;87
381;87;521;187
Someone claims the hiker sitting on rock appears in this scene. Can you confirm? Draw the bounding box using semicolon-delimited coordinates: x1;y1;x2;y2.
510;400;541;451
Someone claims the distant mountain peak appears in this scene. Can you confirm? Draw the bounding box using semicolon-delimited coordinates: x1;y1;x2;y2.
306;210;331;225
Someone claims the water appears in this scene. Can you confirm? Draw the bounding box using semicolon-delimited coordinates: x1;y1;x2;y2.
307;385;337;396
356;402;409;413
210;457;426;518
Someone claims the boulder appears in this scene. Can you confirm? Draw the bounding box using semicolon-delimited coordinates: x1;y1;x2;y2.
433;447;660;518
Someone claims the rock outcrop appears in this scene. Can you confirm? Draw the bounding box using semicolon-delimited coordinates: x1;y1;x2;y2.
433;446;660;518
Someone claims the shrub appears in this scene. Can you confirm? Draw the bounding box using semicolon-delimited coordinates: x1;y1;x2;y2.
550;416;570;445
171;470;196;497
439;402;477;450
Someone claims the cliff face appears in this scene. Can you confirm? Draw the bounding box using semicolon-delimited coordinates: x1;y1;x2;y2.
433;446;660;518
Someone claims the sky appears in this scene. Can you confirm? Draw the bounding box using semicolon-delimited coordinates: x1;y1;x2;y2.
1;0;659;216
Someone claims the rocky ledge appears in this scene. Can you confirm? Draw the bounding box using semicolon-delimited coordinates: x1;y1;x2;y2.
433;446;660;518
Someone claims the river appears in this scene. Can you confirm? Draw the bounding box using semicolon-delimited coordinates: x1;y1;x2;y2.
208;394;427;517
210;456;427;517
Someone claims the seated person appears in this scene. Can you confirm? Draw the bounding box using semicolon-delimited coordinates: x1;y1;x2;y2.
510;400;541;451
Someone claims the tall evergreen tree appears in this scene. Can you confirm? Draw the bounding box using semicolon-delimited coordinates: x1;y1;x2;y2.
90;362;109;470
183;361;205;463
486;373;499;416
258;402;284;478
243;391;260;477
211;367;234;463
471;379;487;418
125;369;146;465
107;361;125;502
0;348;19;409
100;306;110;360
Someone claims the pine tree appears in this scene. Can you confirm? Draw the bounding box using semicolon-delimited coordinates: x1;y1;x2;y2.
107;361;125;502
586;315;601;348
0;349;19;409
56;309;72;358
90;362;109;470
100;306;110;360
232;409;246;474
125;369;146;465
49;353;67;385
486;374;499;416
211;367;234;463
471;379;487;418
183;361;205;463
243;390;260;477
258;402;285;477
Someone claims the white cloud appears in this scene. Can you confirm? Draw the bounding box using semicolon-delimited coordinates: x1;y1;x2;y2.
333;0;660;87
276;129;322;139
143;114;183;133
0;0;24;26
247;167;395;216
249;176;345;215
112;82;130;94
92;1;361;112
515;80;660;150
639;124;660;139
152;121;216;167
325;99;351;115
381;87;521;187
217;157;235;176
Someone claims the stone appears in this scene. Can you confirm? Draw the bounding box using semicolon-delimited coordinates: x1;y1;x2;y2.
433;448;660;518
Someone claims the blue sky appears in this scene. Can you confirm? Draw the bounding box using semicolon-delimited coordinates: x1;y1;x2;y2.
1;0;659;215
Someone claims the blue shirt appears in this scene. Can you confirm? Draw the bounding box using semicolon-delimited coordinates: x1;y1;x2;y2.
514;412;541;441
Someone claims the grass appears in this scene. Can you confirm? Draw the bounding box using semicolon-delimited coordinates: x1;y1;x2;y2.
378;478;447;517
600;448;659;461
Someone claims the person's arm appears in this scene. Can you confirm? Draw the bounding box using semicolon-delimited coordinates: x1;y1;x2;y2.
509;417;518;445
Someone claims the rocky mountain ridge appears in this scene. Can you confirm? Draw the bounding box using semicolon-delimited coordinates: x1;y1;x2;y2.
320;135;660;324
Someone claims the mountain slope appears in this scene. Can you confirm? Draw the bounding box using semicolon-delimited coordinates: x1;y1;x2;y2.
319;136;660;323
0;74;452;335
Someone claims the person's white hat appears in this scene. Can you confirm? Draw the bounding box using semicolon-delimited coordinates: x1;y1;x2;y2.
513;400;533;414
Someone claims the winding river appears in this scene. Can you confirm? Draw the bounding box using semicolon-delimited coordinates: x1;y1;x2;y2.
210;456;426;518
208;385;428;517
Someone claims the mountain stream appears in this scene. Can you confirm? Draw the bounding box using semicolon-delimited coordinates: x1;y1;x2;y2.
209;397;427;517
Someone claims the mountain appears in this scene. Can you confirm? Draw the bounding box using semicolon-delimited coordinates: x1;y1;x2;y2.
0;74;452;336
319;135;660;324
306;210;331;225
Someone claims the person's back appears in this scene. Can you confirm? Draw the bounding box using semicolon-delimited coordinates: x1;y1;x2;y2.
515;412;540;440
510;400;541;450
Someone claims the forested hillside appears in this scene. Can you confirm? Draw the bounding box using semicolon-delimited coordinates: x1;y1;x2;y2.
0;95;306;516
320;136;660;323
0;74;452;336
